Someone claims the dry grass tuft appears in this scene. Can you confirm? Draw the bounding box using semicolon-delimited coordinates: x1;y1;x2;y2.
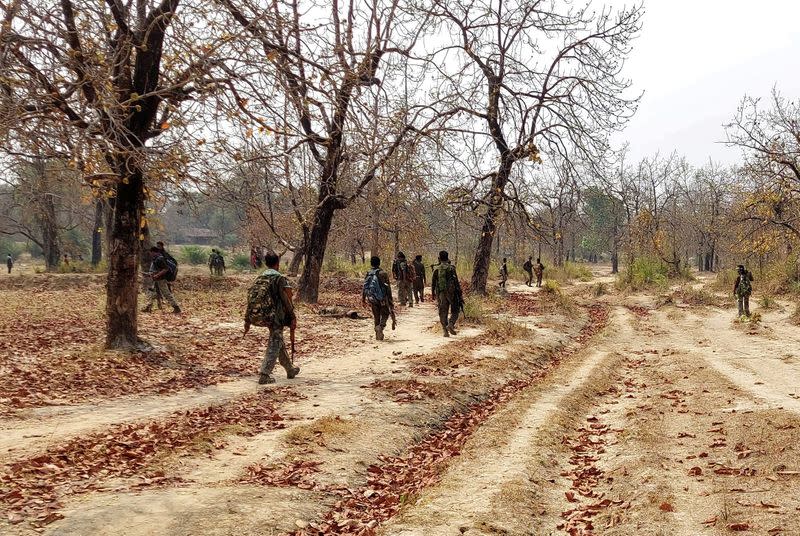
284;415;357;445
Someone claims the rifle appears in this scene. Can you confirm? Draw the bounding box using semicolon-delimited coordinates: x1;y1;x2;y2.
456;280;467;320
389;304;397;330
290;324;296;363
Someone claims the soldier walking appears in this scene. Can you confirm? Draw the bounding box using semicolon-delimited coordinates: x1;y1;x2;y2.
431;250;461;337
734;264;754;317
142;246;181;314
412;255;426;304
392;252;415;307
534;258;545;288
523;256;533;286
499;257;509;288
244;251;301;384
362;256;396;341
6;254;12;274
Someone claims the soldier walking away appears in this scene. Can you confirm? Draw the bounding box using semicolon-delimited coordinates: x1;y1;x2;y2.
6;254;12;274
244;251;300;385
392;252;415;307
523;256;533;286
534;258;545;288
499;257;509;288
412;255;426;304
432;250;461;337
209;248;226;276
734;264;754;317
142;246;181;313
362;256;396;341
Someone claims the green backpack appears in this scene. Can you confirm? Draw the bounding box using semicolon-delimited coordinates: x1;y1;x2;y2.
435;263;456;294
245;274;280;327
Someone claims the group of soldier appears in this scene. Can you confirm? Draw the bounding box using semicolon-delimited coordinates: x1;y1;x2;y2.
362;250;462;340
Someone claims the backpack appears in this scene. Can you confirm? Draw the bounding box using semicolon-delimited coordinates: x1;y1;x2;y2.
363;268;386;304
163;256;178;282
523;260;532;272
737;272;752;296
245;274;280;327
435;263;456;294
405;263;416;282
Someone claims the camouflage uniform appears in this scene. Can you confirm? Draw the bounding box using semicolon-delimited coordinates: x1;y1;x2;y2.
392;255;414;307
412;259;426;304
432;260;460;336
363;268;394;339
534;261;545;288
499;261;508;288
734;269;754;317
259;268;299;380
145;255;179;309
523;259;533;286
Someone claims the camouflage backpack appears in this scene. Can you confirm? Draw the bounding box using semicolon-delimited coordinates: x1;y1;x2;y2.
245;274;280;327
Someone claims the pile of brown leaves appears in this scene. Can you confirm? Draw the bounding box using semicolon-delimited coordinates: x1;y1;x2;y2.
242;460;323;490
367;379;441;403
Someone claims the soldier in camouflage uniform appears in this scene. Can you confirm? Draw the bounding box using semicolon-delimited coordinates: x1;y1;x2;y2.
431;250;460;337
733;264;754;317
412;255;426;304
253;251;300;384
392;252;414;307
362;256;395;340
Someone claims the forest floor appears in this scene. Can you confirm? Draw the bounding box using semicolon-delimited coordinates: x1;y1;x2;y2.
1;266;800;535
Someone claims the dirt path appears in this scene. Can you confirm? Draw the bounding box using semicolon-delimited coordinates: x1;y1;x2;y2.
381;295;800;536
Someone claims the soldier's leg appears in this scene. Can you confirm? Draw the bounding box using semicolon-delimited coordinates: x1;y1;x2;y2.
157;280;179;308
448;297;459;333
371;302;383;339
437;293;449;335
260;328;282;379
744;294;751;316
380;304;390;328
737;296;744;316
272;328;297;377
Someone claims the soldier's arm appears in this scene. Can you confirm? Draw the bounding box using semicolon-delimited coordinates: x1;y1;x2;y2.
281;282;297;327
380;271;394;306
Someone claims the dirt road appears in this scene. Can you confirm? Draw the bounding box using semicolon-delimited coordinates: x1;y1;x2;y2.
2;274;800;535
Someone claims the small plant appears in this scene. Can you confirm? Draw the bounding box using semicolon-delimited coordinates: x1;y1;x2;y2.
758;294;777;310
736;312;762;324
616;257;669;291
540;279;561;294
593;282;607;297
462;294;487;323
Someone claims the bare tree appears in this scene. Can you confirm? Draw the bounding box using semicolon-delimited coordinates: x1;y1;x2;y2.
426;0;642;293
0;1;242;348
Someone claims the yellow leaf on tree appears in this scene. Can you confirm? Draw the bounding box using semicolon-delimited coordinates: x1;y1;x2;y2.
160;122;170;130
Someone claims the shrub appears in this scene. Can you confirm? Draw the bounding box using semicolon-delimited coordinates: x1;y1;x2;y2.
232;254;251;271
617;257;669;291
541;279;562;294
180;245;209;265
323;256;369;277
546;261;593;283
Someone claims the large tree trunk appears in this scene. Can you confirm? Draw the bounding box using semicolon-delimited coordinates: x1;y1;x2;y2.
105;164;145;349
288;244;304;276
91;199;104;266
470;162;511;294
38;193;61;271
298;199;336;303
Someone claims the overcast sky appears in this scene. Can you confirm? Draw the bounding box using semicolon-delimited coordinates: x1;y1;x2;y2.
609;0;800;165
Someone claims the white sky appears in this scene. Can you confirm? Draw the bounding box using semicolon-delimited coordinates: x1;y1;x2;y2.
609;0;800;165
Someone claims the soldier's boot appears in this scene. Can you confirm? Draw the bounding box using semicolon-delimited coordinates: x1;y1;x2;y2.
448;324;458;335
172;305;182;314
376;326;384;341
287;366;300;379
258;374;275;385
443;326;450;338
141;304;153;313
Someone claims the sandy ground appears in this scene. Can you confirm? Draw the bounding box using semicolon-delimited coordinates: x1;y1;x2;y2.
2;268;800;535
